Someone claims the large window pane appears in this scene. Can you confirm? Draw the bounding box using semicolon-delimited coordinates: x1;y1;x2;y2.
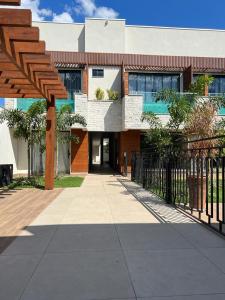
153;75;163;92
208;75;225;94
129;74;137;93
162;75;171;90
128;72;180;94
171;75;180;91
137;74;146;93
145;74;154;92
59;70;81;99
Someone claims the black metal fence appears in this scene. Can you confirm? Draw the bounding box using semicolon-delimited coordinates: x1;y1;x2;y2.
0;164;13;187
131;136;225;235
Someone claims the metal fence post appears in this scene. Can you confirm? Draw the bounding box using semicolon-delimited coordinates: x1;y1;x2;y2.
165;156;172;204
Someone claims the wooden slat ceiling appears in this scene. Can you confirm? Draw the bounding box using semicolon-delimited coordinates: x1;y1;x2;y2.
0;4;67;100
49;51;225;73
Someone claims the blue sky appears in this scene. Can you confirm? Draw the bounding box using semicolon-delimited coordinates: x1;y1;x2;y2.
16;0;225;30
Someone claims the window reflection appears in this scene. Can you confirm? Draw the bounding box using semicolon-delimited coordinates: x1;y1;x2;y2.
129;73;180;94
59;70;82;99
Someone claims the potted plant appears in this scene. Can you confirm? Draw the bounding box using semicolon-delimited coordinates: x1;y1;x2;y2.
107;89;119;101
95;88;105;100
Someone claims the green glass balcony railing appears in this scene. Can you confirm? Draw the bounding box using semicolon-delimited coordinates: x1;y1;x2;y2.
131;92;225;115
17;98;75;112
142;92;168;114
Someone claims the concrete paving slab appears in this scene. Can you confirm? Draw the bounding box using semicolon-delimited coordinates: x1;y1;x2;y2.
139;295;225;300
125;248;225;298
0;254;41;300
171;223;225;249
20;251;135;300
46;224;121;253
117;223;193;250
200;247;225;273
1;225;56;255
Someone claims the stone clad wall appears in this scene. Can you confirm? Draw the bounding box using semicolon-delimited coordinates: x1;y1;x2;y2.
74;95;122;132
87;100;122;132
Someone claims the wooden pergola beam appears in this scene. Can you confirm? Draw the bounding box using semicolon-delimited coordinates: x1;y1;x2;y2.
0;0;21;5
45;95;56;190
0;4;68;190
0;9;31;26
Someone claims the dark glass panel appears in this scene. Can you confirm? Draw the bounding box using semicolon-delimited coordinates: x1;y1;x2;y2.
129;74;137;93
137;74;146;93
59;70;82;99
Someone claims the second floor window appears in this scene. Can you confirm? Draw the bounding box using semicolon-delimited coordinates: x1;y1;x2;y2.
209;75;225;94
92;69;104;78
193;74;225;94
59;70;82;99
129;73;180;94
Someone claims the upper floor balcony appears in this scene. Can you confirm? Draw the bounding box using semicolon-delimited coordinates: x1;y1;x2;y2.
129;91;225;116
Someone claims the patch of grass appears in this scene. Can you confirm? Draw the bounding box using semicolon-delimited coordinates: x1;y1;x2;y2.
6;176;84;189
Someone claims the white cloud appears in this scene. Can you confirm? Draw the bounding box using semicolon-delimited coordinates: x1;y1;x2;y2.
75;0;119;19
94;6;119;19
53;12;74;23
20;0;52;21
2;0;118;23
18;0;74;23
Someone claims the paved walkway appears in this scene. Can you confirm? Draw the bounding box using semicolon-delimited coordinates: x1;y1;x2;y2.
1;174;225;300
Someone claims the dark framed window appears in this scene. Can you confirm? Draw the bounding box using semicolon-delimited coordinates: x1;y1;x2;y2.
193;74;225;94
129;73;180;94
59;70;82;99
209;75;225;94
92;69;104;78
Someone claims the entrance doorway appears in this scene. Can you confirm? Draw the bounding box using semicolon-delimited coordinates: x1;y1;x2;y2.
89;132;119;172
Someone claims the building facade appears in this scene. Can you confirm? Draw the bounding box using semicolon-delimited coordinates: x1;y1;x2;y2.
1;18;225;175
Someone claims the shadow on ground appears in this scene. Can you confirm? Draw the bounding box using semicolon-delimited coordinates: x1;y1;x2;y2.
1;222;225;300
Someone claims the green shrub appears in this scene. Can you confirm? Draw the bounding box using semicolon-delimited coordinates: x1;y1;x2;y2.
107;89;119;101
95;88;105;100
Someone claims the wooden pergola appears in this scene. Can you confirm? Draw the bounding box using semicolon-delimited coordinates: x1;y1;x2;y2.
0;0;68;189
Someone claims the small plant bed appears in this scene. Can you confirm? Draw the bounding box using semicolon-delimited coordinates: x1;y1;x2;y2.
4;176;84;190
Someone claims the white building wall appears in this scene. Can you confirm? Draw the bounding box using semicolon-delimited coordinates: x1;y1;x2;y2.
33;21;85;52
125;25;225;57
34;19;225;58
88;66;121;100
85;19;125;53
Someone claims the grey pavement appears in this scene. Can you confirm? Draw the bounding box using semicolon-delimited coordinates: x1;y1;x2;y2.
1;174;225;300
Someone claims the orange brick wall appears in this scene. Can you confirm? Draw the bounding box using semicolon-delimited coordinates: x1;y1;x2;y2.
119;130;141;174
71;129;89;173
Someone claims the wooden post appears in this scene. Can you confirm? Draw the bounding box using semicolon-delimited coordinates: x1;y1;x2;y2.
45;95;56;190
204;74;209;96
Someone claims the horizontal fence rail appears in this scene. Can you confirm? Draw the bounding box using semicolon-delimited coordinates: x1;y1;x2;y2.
131;137;225;235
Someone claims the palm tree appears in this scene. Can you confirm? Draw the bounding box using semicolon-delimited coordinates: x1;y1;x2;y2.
0;101;86;177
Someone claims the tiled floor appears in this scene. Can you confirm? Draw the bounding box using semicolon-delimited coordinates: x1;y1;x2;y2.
1;174;225;300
